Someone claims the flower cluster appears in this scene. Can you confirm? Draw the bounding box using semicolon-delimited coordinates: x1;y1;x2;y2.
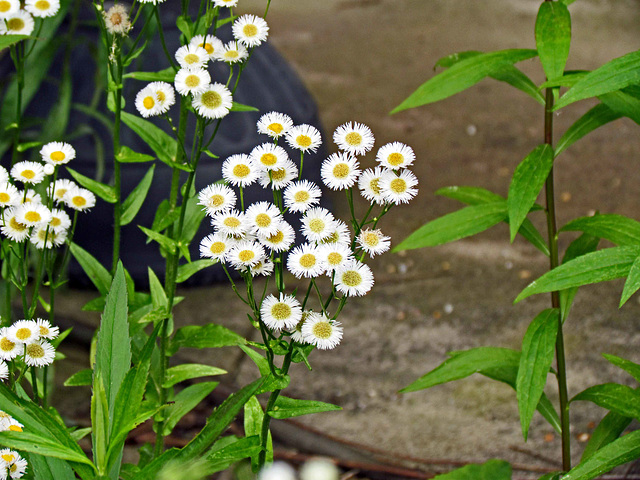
0;318;58;371
135;9;269;120
199;112;418;350
0;0;60;35
0;411;27;478
0;142;94;249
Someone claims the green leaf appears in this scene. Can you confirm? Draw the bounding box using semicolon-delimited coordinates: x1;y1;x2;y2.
231;102;259;112
515;246;640;303
393;202;507;251
572;383;640;420
430;459;512;480
0;431;93;466
26;452;76;480
244;396;271;470
176;259;217;284
120;111;180;169
205;436;261;474
169;324;246;355
69;243;112;295
139;226;177;254
507;144;554;242
516;309;559;441
148;268;168;311
554;49;640;110
180;191;207;244
162;382;219;436
562;430;640;480
151;200;180;234
123;67;176;83
559;234;600;323
603;354;640;384
392;49;538;113
581;411;632;462
0;35;29;51
116;146;155;163
555;104;621;157
538;474;562;480
599;89;640;125
67;168;117;203
560;214;640;246
535;1;571;81
267;396;341;419
163;364;227;388
121;165;155;225
64;368;93;387
91;374;109;472
620;255;640;307
401;347;520;393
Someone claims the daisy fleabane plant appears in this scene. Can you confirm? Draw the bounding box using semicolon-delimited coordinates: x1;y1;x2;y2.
197;113;419;469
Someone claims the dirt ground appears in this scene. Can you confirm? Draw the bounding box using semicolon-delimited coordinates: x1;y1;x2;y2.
54;0;640;478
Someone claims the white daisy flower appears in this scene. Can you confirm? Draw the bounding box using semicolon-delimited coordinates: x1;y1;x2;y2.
212;0;238;6
0;0;19;19
30;225;67;249
222;154;258;187
233;14;269;48
49;208;71;233
283;180;321;213
257;111;293;139
285;124;322;153
258;220;295;252
10;161;45;185
302;314;343;350
248;258;274;277
376;141;415;170
7;453;27;479
380;169;418;205
0;412;22;432
320;152;361;190
217;41;248;64
0;10;35;35
0;361;7;380
357;228;390;257
199;232;231;262
175;44;209;70
148;81;175;115
318;219;351;247
292;310;320;344
40;141;75;166
14;202;51;226
250;143;289;171
0;449;18;466
8;320;40;345
190;34;224;61
245;201;282;237
333;121;375;156
211;209;248;237
34;318;59;340
0;183;20;207
227;240;266;270
301;207;337;243
287;243;326;279
64;187;96;212
358;167;386;205
174;68;211;96
24;340;55;367
0;328;19;361
260;293;302;332
258;159;298;190
334;259;374;297
25;0;59;17
0;166;8;183
51;179;77;204
197;184;236;215
21;189;42;204
321;243;354;272
103;4;131;35
135;85;161;118
0;208;29;243
192;83;233;119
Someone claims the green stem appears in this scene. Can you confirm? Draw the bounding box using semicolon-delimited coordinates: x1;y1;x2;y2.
111;48;123;275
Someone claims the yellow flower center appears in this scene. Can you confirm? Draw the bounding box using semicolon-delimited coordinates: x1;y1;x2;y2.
184;53;200;65
0;2;11;13
268;123;283;134
6;18;24;31
308;218;325;233
15;327;31;341
51;217;61;227
390;178;407;194
270;303;291;321
26;343;45;358
8;425;22;432
185;75;201;88
388;152;404;166
110;12;123;25
50;150;66;162
200;42;214;54
35;0;50;10
342;270;362;287
312;321;332;339
223;217;241;228
21;170;35;180
260;153;277;166
1;453;15;463
293;191;309;203
55;188;67;199
332;163;349;179
267;230;284;243
322;231;339;244
363;232;379;246
327;252;343;265
0;193;10;203
299;253;316;269
201;91;222;109
156;90;166;102
238;249;255;263
39;325;50;336
255;213;271;228
209;194;224;207
232;164;250;178
0;337;15;352
296;135;312;148
9;217;26;232
210;242;225;255
38;228;55;242
270;168;286;181
345;131;362;146
25;211;42;223
72;196;87;207
243;24;258;37
224;50;239;60
143;96;155;110
369;178;381;195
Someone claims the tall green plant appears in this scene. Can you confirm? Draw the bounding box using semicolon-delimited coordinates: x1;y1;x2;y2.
393;1;640;478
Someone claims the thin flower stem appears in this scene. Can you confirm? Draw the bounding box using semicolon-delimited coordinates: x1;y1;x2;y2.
30;367;39;405
10;43;24;167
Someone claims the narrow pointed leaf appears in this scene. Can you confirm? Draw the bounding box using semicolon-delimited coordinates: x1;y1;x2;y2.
559;234;600;322
205;436;261;473
69;242;112;295
162;382;219;436
168;324;246;355
572;383;640;420
560;214;640;246
599;89;640;125
0;431;93;466
121;165;155;225
554;49;640;110
562;430;640;480
163;364;227;388
581;410;632;462
267;396;341;419
516;309;559;441
393;202;507;251
67;168;117;203
123;67;175;82
392;49;538;113
120;111;179;168
555;104;621;157
620;255;640;306
0;35;29;51
515;246;640;303
176;259;217;283
64;368;93;387
148;268;168;311
231;102;259;112
535;1;571;81
430;460;512;480
603;354;640;384
507;144;554;242
139;226;177;254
